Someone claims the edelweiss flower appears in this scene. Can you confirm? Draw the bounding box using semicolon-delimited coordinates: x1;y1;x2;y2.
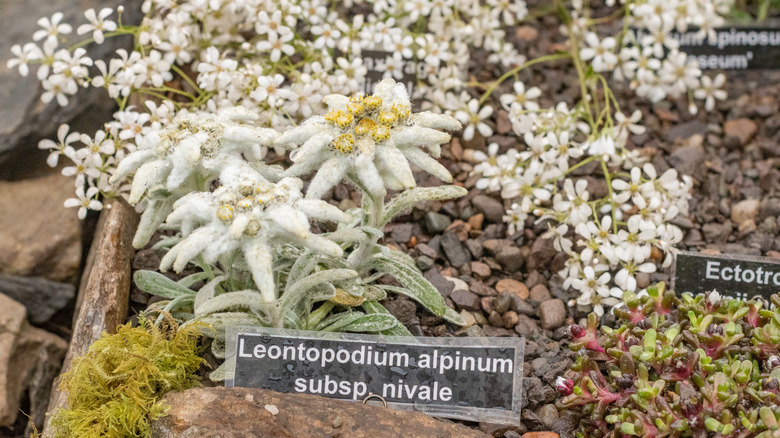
275;78;461;199
161;177;349;302
109;107;280;247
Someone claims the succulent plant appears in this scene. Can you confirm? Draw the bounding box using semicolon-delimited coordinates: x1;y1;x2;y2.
557;285;780;437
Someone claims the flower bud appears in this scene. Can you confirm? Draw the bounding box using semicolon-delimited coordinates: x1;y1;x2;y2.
556;376;574;396
569;324;585;339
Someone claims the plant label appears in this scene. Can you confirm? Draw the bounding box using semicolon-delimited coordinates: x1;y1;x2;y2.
633;25;780;70
224;327;524;425
672;251;780;300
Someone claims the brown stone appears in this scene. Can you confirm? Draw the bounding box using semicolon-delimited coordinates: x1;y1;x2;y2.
0;294;67;430
538;299;567;330
529;284;552;302
731;198;760;226
724;118;758;146
515;25;539;41
0;173;81;282
496;279;529;299
502;311;519;329
467;213;485;230
44;199;139;435
471;261;492;278
150;387;490;438
523;433;560;438
445;220;471;241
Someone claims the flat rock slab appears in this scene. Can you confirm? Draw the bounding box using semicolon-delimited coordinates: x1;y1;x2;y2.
0;275;74;324
0;173;81;283
151;387;491;438
0;294;67;430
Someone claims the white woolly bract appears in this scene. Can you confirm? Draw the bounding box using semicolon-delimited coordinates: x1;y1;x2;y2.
409;112;462;131
305;158;349;199
129;160;171;204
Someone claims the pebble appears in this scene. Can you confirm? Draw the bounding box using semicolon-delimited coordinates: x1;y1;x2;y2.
467;213;485;230
425;212;452;234
464;239;484;259
481;296;493;313
536;404;559;427
264;404;279;415
424;269;453;297
496;278;529;298
459;310;477;327
496;246;524;273
493;292;513;314
514;314;540;337
390;223;413;243
440;232;471;268
523;432;559;438
445;220;471;241
502;310;519;328
731;198;760;226
416;256;434;271
471;195;505;223
529;284;552;302
668;143;706;181
470;261;491;278
511;297;536;316
538;299;567;330
527;238;556;271
450;288;481;311
488;311;504;327
724;118;758;145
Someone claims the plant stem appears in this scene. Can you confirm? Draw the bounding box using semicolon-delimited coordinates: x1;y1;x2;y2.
479;52;570;104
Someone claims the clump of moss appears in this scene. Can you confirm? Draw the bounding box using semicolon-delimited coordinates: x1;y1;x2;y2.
49;315;206;438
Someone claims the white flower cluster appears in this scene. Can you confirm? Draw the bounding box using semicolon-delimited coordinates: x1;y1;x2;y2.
572;0;731;111
8;0;528;216
471;91;692;316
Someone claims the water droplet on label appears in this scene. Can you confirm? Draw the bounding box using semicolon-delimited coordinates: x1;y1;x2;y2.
268;373;281;381
390;367;408;377
285;363;296;372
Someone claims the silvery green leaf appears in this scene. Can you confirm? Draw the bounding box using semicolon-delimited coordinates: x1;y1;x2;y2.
362;286;387;301
287;251;317;285
318;312;367;332
370;256;447;317
362;301;413;337
177;271;213;288
211;336;225;359
383;247;418;268
134;270;195;299
337;207;364;230
194;275;227;311
209;362;227;382
152;234;181;251
382;185;467;226
184;311;270;334
443;307;466;326
282;268;359;308
161;295;194;313
339;314;399;333
194;290;274;321
134;197;177;248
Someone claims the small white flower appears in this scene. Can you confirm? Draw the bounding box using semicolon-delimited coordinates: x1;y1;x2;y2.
455;98;493;141
77;8;117;44
64;186;103;220
33;13;72;42
579;32;617;72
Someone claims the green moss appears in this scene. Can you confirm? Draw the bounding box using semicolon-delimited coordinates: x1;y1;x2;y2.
49;315;207;438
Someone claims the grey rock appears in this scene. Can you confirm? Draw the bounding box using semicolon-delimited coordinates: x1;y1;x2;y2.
526;237;556;271
415;256;434;271
514;314;540;337
0;294;67;429
464;239;484;259
0;173;81;282
390;223;414;243
0;275;74;324
525;271;546;289
511;296;536;316
481;325;514;337
423;269;453;297
493;292;513;314
465;325;486;337
541;357;572;385
440;232;471;268
702;220;733;244
666;120;707;141
382;297;419;328
425;211;452;234
471;195;505;223
538;299;567;330
0;0;144;174
536;404;559;427
668;143;706;181
416;243;439;259
496;246;524;273
449;288;481;311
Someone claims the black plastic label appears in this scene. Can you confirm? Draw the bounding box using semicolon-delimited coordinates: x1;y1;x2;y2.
229;331;522;413
673;251;780;300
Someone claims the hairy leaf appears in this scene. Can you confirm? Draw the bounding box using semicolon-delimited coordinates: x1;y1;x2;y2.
382;185;467;226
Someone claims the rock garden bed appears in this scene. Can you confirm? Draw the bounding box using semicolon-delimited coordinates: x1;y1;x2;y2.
2;0;780;437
